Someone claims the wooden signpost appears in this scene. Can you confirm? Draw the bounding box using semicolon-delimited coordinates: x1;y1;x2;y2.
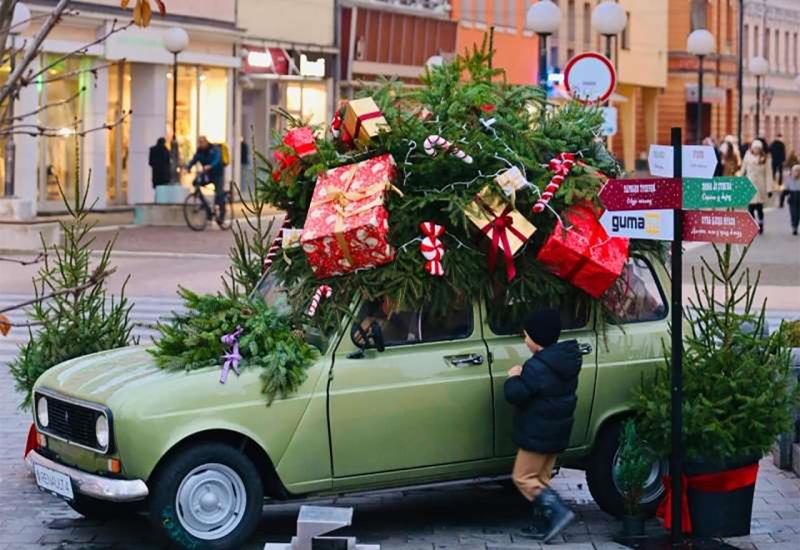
599;128;760;543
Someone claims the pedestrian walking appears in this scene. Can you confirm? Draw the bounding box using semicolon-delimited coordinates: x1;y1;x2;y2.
505;309;583;543
148;137;171;188
719;138;741;177
769;134;787;205
786;164;800;236
741;140;773;234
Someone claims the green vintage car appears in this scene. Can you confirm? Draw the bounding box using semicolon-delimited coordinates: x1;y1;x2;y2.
28;253;669;550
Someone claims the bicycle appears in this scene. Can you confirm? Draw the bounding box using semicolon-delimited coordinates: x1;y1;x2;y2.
182;170;233;231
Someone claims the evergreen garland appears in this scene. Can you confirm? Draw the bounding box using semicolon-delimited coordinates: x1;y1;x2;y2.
261;43;665;334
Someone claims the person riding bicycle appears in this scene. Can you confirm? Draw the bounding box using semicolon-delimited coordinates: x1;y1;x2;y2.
184;136;226;225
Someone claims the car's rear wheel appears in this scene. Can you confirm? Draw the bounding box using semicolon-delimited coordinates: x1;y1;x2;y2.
147;442;263;550
586;420;666;518
68;493;139;520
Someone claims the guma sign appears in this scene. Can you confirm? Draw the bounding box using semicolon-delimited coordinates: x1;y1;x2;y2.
599;209;675;241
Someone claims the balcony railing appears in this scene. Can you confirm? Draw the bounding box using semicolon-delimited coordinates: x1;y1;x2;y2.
359;0;452;16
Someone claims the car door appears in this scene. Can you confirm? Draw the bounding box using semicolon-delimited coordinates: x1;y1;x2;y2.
484;297;598;457
328;300;494;481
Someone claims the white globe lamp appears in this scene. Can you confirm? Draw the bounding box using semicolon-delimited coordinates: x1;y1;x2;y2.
750;56;768;77
525;0;562;35
591;1;627;36
425;55;444;69
164;27;189;54
687;29;715;57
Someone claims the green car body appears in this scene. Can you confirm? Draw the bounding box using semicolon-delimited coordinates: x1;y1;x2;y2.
29;253;670;547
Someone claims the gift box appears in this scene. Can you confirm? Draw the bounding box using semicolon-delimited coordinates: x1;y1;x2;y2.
281;228;304;249
272;149;300;182
536;203;629;298
464;187;537;281
283;127;317;158
301;154;398;279
343;97;390;146
495;166;529;198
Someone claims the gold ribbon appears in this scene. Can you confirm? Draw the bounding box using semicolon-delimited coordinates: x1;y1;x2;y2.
311;164;402;269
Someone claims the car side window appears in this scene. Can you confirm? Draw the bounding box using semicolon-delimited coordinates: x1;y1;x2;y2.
352;298;473;347
487;295;590;336
604;257;668;324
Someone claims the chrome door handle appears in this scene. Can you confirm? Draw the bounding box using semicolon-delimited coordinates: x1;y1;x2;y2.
445;354;484;367
579;343;593;355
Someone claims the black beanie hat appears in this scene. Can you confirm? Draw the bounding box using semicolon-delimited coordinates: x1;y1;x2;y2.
523;309;562;347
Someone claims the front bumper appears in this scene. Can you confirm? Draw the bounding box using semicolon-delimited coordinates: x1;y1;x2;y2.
26;450;149;503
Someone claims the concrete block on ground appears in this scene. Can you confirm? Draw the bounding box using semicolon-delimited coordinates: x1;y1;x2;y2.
134;204;187;226
0;221;60;251
154;184;190;204
0;198;34;221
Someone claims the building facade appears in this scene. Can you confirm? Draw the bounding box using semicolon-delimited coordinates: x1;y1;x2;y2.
2;0;241;217
741;0;800;155
659;0;739;146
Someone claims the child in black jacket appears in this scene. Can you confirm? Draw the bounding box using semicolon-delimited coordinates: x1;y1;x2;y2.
505;308;583;543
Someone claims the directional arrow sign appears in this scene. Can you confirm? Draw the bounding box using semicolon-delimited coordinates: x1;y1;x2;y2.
600;209;675;240
682;177;757;209
599;178;683;211
683;210;759;244
648;145;719;178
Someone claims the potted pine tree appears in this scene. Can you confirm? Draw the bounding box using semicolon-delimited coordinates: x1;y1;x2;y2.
633;244;799;538
614;419;652;537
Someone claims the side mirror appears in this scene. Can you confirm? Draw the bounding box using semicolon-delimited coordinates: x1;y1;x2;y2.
369;321;385;352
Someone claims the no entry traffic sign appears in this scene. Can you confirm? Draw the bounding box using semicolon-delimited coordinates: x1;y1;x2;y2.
599;209;675;241
683;210;759;244
599;178;683;211
564;52;616;104
682;177;757;209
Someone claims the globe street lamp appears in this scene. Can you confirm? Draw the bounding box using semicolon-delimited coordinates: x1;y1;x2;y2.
750;56;768;138
526;0;561;90
163;27;189;183
591;0;627;60
3;2;31;198
687;29;715;144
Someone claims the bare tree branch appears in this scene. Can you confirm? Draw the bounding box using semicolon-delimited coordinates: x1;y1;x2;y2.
0;109;131;137
0;87;84;123
0;0;71;107
34;60;120;85
0;267;116;315
0;252;46;265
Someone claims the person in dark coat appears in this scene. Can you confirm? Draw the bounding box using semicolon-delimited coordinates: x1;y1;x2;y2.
148;137;171;187
769;134;787;206
505;309;582;542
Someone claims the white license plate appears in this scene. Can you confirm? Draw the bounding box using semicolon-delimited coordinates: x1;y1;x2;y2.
34;463;74;501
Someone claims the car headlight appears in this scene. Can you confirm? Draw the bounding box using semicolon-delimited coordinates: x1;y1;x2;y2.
95;414;109;449
37;396;49;428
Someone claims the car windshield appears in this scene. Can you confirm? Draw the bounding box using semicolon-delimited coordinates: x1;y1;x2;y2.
254;272;292;315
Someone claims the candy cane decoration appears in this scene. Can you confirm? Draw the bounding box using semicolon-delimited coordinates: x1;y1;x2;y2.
307;285;333;317
532;152;576;214
423;135;473;164
419;221;446;277
263;216;292;272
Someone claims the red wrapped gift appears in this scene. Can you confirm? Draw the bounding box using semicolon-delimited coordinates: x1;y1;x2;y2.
301;154;399;279
283;127;317;158
272;149;300;182
536;203;629;298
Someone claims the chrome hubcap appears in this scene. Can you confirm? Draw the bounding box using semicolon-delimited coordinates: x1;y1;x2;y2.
176;463;247;540
612;449;666;505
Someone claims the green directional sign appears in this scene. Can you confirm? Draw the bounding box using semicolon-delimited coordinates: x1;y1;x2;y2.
682;177;757;209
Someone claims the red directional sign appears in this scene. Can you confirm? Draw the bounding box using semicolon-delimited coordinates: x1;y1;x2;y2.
599;178;683;211
682;210;759;244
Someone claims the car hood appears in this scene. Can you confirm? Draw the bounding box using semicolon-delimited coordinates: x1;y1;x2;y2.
34;346;172;405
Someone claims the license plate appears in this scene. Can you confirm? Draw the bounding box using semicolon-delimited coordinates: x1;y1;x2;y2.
34;464;74;501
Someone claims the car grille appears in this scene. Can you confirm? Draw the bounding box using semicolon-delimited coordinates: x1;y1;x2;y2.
40;395;104;452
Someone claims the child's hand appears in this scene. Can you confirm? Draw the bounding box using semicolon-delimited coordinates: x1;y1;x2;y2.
507;365;523;377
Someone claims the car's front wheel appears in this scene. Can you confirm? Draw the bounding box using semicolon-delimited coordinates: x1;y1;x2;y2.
147;442;264;550
585;420;666;518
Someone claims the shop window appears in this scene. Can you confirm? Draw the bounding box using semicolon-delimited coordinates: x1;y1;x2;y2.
352;298;472;348
41;55;87;205
604;257;667;324
106;62;130;205
285;81;328;130
487;294;590;336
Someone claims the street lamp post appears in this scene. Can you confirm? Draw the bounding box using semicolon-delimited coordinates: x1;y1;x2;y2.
526;1;561;90
591;1;627;61
750;56;769;138
3;2;31;198
687;29;715;144
163;27;189;184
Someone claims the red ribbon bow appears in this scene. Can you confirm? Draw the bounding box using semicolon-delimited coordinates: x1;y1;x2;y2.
475;199;528;282
419;221;446;276
533;152;576;213
656;463;759;535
